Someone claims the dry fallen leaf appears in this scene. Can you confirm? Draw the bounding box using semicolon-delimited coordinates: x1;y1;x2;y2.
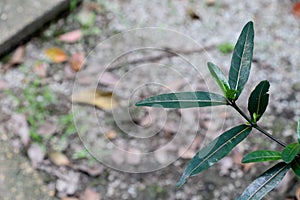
38;121;57;136
206;0;215;6
86;2;103;12
296;186;300;200
83;188;101;200
243;163;256;173
69;52;85;71
3;46;25;71
178;147;196;159
50;151;70;166
61;197;79;200
34;62;48;77
75;164;104;177
11;113;30;146
105;130;117;140
293;2;300;18
27;143;45;168
58;30;82;43
178;135;202;159
71;89;118;110
45;47;68;63
187;8;201;20
97;72;118;92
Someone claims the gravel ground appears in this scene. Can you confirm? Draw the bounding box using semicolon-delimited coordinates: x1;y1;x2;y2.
0;0;300;199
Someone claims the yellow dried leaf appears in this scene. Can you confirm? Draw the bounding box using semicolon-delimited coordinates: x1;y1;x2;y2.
45;47;68;63
105;130;117;139
49;152;70;166
71;89;118;110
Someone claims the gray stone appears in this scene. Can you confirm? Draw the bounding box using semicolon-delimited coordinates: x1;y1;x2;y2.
0;0;71;57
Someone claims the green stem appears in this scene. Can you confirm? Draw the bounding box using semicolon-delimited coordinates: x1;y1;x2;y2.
229;101;286;148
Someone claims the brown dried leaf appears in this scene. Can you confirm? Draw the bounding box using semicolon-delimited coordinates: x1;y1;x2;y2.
206;0;215;6
69;52;85;71
187;8;201;20
233;151;243;165
105;130;117;140
61;197;79;200
3;46;25;71
50;152;70;166
71;89;118;110
75;164;104;177
45;47;68;63
296;186;300;200
58;30;82;43
293;2;300;18
38;121;57;136
34;62;48;77
178;135;202;159
98;72;118;91
86;2;103;12
83;188;101;200
178;147;196;159
243;163;256;173
11;113;30;146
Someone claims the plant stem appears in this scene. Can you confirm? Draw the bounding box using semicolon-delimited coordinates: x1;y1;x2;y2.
229;101;287;148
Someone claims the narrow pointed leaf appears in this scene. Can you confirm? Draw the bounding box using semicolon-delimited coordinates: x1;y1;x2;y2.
242;150;281;163
135;92;228;108
297;118;300;143
229;21;254;99
176;125;251;187
291;157;300;178
237;162;290;200
282;143;300;164
248;80;270;122
207;62;230;96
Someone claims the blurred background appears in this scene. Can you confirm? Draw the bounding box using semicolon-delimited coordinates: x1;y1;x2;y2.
0;0;299;199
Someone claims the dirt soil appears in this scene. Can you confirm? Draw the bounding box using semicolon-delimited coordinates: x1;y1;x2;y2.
0;0;300;199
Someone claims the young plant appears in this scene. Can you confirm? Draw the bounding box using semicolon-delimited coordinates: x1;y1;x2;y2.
136;21;300;199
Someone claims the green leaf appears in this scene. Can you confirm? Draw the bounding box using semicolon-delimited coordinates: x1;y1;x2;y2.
291;157;300;178
237;162;290;200
218;42;234;54
135;92;228;108
176;125;251;187
297;118;300;143
282;143;300;164
207;62;230;96
242;150;281;163
226;89;238;100
229;21;254;99
247;80;270;122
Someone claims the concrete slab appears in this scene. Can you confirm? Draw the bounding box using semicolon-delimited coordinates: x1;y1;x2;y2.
0;0;71;57
0;132;56;200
